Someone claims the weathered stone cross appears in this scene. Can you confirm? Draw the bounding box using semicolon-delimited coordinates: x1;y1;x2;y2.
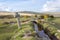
15;12;21;29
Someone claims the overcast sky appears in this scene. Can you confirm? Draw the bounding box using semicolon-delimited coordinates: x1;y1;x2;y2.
0;0;60;12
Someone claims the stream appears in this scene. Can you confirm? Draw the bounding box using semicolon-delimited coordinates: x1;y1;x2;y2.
32;21;51;40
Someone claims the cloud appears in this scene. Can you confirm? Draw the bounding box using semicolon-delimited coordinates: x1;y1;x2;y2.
41;0;60;12
0;0;35;11
0;2;10;11
1;0;59;12
0;0;40;12
0;7;11;11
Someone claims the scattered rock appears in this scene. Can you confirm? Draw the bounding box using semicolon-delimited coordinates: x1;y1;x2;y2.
57;30;60;32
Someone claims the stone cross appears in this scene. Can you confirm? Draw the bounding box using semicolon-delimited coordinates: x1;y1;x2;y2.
15;12;21;29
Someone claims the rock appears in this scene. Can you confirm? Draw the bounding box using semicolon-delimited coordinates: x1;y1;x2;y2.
57;30;60;32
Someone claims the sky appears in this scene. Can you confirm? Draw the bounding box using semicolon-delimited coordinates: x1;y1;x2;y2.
0;0;60;12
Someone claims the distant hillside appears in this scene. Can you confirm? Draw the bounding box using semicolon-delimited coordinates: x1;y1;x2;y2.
0;11;15;15
0;11;60;17
44;12;60;17
19;11;40;14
